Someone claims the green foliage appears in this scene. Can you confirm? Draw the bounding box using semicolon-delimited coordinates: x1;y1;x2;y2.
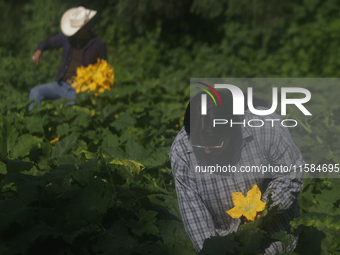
291;213;340;231
291;179;340;255
0;85;190;254
198;192;290;255
1;0;340;254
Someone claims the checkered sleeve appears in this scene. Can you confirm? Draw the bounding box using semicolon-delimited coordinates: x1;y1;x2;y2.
170;136;217;254
261;120;304;212
35;33;64;52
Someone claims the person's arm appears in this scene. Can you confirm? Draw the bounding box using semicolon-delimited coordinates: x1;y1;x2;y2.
35;33;65;51
32;33;65;65
170;142;217;253
261;121;304;212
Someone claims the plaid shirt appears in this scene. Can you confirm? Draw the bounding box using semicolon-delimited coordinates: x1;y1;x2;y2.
170;110;304;254
36;32;107;82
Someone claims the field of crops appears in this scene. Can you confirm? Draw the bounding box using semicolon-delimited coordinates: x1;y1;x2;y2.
0;83;193;254
1;0;340;254
0;79;340;255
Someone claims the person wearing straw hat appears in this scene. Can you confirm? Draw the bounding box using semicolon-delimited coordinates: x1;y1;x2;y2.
28;6;107;111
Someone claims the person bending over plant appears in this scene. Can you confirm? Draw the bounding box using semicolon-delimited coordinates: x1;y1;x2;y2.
170;90;304;254
29;6;107;111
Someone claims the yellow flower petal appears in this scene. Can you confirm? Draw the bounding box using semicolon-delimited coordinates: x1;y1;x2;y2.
226;185;266;221
71;59;114;95
50;135;60;144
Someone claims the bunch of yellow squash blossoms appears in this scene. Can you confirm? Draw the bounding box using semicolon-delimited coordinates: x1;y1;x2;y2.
71;58;114;96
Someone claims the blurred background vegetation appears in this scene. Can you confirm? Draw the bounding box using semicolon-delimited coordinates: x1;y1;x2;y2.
1;1;340;254
2;0;340;95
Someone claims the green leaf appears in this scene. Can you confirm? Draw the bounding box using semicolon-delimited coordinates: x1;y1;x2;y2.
298;181;316;211
5;159;34;173
71;112;91;128
308;145;328;163
24;115;45;134
73;139;90;154
307;203;337;215
10;134;43;158
100;104;121;122
100;134;125;158
51;133;79;158
4;172;45;203
62;226;92;244
56;123;70;136
158;220;197;255
126;209;159;237
79;150;96;161
44;164;77;186
271;230;290;246
79;158;100;171
141;148;169;168
91;223;138;253
128;181;167;197
147;194;181;220
70;169;94;186
125;139;148;161
6;126;19;158
314;180;340;205
0;197;31;232
111;164;134;181
199;233;237;255
237;228;264;254
0;117;8;160
55;154;80;168
110;112;136;131
72;105;96;116
64;185;110;223
115;185;137;211
290;213;340;231
0;161;7;175
7;222;59;253
109;158;144;176
293;225;327;255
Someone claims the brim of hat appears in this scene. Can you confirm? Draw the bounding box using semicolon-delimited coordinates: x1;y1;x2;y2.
61;8;97;37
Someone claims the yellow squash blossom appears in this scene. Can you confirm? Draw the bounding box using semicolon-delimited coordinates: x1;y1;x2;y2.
50;135;60;144
71;59;114;96
226;184;266;221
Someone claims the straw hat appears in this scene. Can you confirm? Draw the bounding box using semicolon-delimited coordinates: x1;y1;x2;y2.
61;6;97;37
